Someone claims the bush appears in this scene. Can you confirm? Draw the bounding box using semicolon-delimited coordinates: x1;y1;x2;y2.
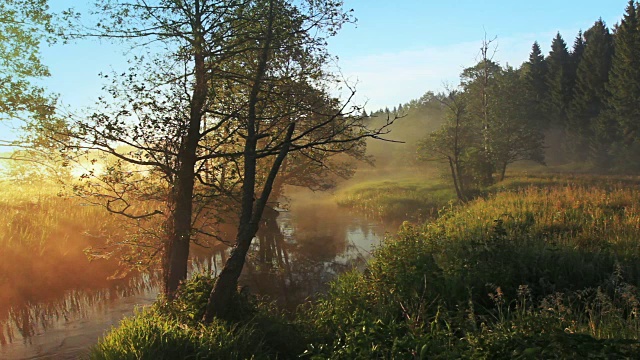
91;274;307;359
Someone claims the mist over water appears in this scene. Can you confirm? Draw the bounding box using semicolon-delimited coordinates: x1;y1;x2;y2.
0;185;392;359
0;103;448;359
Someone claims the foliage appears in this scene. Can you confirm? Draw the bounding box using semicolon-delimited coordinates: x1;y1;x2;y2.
412;0;640;185
607;0;640;146
50;0;395;304
523;41;548;129
418;63;545;197
0;0;59;123
417;90;475;201
89;174;640;358
92;273;307;360
487;67;545;179
568;19;615;163
545;32;572;129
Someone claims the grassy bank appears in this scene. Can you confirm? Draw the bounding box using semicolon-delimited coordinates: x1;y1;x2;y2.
90;275;307;360
306;178;640;358
93;174;640;358
334;178;457;221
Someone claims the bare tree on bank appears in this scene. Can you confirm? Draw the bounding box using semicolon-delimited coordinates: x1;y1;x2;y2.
475;34;498;185
47;0;395;314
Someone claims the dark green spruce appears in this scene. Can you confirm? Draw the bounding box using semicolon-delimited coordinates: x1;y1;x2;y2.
568;19;614;163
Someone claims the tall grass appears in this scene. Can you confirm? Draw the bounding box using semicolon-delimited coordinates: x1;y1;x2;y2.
0;182;121;251
302;177;640;358
0;181;143;327
91;274;307;360
334;178;456;221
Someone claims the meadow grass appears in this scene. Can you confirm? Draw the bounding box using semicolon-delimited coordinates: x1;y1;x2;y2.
334;178;457;221
302;175;640;358
0;181;119;251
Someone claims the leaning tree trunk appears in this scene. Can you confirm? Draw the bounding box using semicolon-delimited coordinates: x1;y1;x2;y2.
203;124;294;322
163;171;196;299
203;0;279;321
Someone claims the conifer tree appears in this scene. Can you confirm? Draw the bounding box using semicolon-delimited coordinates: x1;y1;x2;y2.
545;33;572;129
524;41;548;129
570;31;586;79
569;19;614;162
607;0;640;145
568;31;585;99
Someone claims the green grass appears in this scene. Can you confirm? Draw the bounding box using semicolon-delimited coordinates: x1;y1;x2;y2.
334;178;457;221
91;308;267;360
91;274;307;360
302;176;640;358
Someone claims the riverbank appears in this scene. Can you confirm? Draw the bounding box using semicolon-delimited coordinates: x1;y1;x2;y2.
92;173;640;358
333;178;456;222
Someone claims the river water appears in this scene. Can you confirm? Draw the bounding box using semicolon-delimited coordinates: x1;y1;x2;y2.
0;195;393;359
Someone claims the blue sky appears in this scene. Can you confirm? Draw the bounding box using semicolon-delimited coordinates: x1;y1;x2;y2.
326;0;628;111
1;0;630;140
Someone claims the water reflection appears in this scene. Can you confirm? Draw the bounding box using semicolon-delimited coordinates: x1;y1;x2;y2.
1;194;391;358
241;199;387;311
0;274;159;359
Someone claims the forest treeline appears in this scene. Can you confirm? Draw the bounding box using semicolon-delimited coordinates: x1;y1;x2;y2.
368;0;640;200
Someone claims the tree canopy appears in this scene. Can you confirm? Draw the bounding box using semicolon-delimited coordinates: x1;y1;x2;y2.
0;0;57;124
38;0;397;319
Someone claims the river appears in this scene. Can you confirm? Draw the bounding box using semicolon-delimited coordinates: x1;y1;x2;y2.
0;193;394;359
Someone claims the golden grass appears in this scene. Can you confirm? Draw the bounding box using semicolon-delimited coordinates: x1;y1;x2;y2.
0;181;150;316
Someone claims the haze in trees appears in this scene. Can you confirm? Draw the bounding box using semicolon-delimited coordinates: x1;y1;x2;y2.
37;0;397;319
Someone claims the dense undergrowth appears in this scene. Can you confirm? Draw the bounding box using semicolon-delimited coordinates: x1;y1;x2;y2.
90;275;307;360
93;174;640;359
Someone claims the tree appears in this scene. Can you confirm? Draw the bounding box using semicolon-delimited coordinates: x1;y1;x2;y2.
423;59;545;194
460;46;500;186
569;30;586;92
417;90;473;201
454;60;545;184
545;32;572;129
607;0;640;146
568;19;614;162
523;41;548;129
202;0;395;320
488;67;545;180
55;0;393;318
0;0;60;141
